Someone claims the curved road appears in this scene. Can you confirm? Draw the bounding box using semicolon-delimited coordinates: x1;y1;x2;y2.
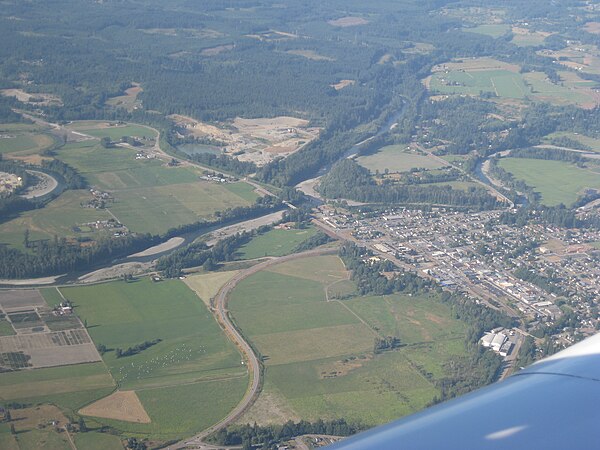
171;247;338;449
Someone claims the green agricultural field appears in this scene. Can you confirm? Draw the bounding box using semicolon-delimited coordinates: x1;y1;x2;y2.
0;132;55;155
102;377;247;438
0;362;114;403
223;181;261;202
430;69;528;98
74;432;124;450
0;189;113;249
43;278;249;439
108;181;254;235
511;32;547;47
62;278;244;390
523;72;590;106
464;24;510;38
52;141;258;235
498;157;600;206
69;122;157;140
236;227;318;260
230;255;468;426
357;145;447;173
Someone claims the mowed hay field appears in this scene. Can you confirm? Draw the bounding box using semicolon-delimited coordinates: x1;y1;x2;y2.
230;255;468;426
54;140;258;235
235;227;318;260
498;157;600;206
61;278;248;438
357;145;447;173
430;68;528;98
0;132;56;155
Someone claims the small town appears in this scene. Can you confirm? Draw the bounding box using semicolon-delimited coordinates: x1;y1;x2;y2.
316;204;600;363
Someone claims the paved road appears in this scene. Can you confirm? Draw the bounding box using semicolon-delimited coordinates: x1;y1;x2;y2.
170;247;338;449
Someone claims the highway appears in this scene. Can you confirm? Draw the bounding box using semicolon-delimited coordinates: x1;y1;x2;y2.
170;247;338;449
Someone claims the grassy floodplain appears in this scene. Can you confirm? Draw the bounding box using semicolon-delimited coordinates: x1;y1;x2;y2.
357;145;447;173
498;157;600;206
235;227;318;260
230;255;468;426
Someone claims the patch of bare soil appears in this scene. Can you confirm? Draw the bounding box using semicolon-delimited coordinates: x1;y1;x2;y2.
80;390;151;423
328;17;369;27
331;79;355;90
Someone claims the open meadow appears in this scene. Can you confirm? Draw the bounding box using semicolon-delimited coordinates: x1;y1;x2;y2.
230;255;468;426
235;226;318;260
56;139;258;235
498;157;600;206
58;278;247;439
464;24;510;38
0;189;113;250
427;57;600;107
357;145;447;173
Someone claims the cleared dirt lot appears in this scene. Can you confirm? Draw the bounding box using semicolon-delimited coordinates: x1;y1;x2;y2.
0;289;47;310
0;289;101;370
0;329;101;368
171;114;319;166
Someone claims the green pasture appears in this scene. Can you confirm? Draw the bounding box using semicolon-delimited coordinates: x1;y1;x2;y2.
71;123;157;140
0;189;113;249
229;255;469;426
101;377;248;438
223;181;260;202
430;69;528;99
357;145;447;173
523;72;590;106
0;133;55;155
464;24;510;38
109;181;254;234
511;32;547;47
74;432;124;450
236;227;318;259
344;294;466;344
52;141;256;235
498;157;600;206
0;362;114;403
61;278;244;390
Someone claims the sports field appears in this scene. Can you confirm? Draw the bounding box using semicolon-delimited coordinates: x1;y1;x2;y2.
230;255;468;426
357;145;447;173
498;157;600;206
236;227;318;260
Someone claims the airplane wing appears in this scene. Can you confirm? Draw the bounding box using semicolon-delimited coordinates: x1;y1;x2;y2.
328;333;600;449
